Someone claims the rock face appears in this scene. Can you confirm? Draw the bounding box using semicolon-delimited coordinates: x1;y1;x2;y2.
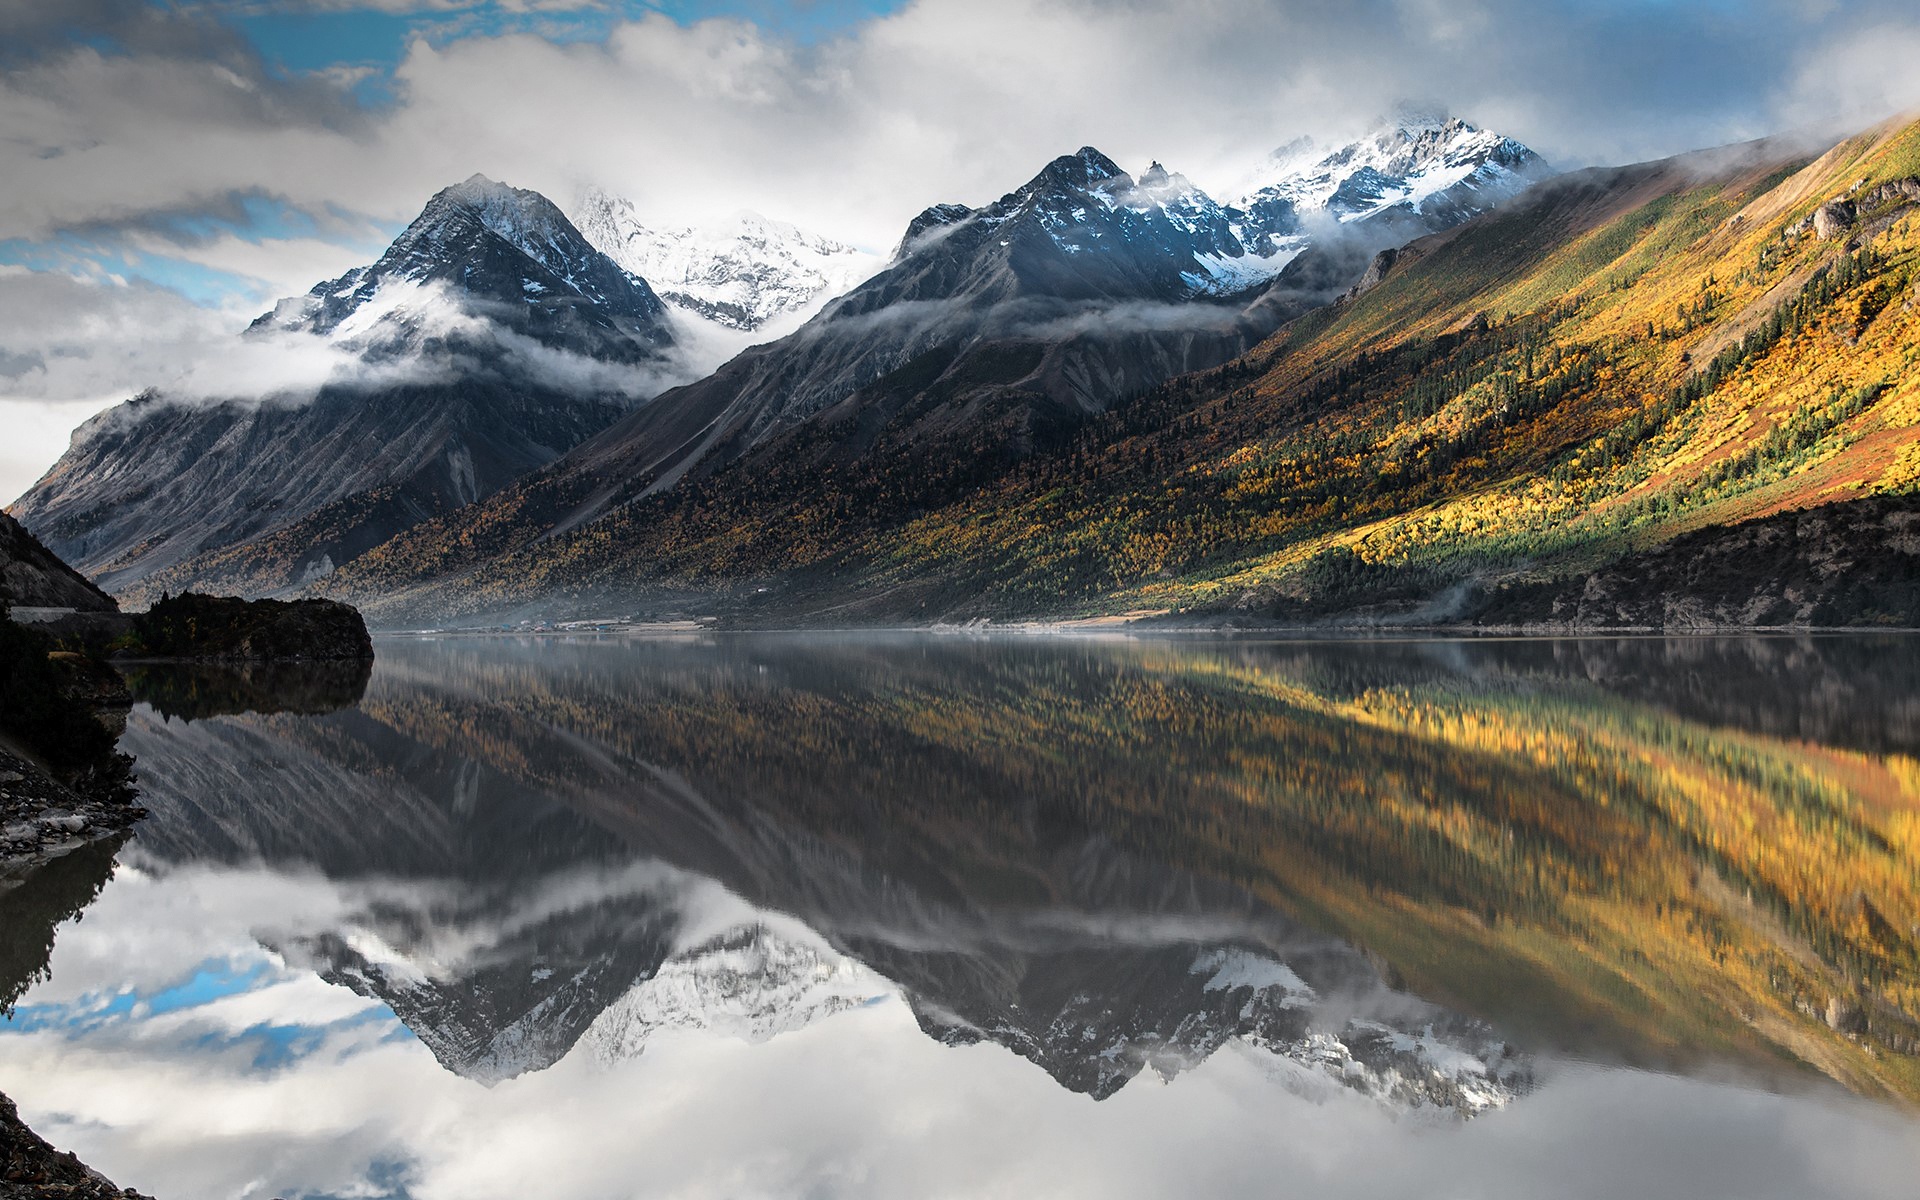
126;593;374;661
1812;200;1856;240
0;747;140;884
1475;496;1920;630
0;512;115;614
10;176;682;602
0;611;136;812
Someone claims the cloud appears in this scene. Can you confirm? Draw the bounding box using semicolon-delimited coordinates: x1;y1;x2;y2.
13;1;1920;253
1776;21;1920;132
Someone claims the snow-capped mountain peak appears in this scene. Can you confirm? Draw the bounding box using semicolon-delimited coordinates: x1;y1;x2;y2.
248;174;673;366
572;188;883;332
1232;114;1552;232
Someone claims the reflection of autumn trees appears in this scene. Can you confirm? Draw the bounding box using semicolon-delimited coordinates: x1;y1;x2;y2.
347;637;1920;1101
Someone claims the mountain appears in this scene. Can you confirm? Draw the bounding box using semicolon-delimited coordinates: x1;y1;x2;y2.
316;113;1920;627
253;174;674;362
9;175;681;602
573;190;883;332
318;123;1552;618
1231;113;1554;254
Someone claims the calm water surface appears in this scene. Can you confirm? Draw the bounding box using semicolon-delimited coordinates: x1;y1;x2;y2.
4;634;1919;1199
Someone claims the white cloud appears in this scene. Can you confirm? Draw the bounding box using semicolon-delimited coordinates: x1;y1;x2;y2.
1776;22;1920;133
119;231;382;302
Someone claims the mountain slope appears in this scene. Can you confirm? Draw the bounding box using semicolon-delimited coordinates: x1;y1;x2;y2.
0;510;116;613
573;191;883;332
9;176;680;601
323;113;1920;625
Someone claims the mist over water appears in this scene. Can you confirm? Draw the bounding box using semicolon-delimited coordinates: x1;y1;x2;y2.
3;634;1919;1198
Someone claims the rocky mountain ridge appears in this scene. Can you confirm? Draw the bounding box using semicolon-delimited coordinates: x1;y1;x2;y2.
13;116;1555;615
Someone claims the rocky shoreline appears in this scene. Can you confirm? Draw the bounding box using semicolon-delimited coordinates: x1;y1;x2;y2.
0;746;144;884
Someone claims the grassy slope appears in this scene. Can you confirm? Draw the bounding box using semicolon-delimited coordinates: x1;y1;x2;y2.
327;116;1920;623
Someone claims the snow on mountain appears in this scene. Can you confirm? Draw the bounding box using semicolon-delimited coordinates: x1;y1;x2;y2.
573;189;883;333
877;117;1548;305
584;923;893;1064
1230;114;1553;246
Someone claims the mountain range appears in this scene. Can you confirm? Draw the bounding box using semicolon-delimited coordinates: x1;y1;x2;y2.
312;114;1920;628
4;113;1558;614
14;109;1917;629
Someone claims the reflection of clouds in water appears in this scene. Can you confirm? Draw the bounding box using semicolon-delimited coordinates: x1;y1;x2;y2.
0;865;1915;1199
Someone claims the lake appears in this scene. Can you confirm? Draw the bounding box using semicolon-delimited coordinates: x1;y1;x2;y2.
4;633;1919;1199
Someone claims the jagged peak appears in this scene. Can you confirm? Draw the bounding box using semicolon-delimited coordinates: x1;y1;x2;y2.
893;201;976;261
1024;146;1128;195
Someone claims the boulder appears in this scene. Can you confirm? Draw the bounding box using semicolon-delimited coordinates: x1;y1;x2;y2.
1812;199;1856;240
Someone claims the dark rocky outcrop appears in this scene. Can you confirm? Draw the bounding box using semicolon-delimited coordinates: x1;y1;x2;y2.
1473;496;1920;630
125;593;373;661
0;610;135;811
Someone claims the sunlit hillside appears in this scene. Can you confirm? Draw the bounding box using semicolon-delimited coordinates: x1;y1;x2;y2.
322;113;1920;623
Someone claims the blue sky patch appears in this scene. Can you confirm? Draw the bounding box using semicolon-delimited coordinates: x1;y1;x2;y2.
217;1;913;104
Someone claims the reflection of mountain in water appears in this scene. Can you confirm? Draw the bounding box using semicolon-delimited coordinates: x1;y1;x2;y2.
115;634;1920;1104
117;649;1534;1109
272;864;683;1085
585;924;892;1063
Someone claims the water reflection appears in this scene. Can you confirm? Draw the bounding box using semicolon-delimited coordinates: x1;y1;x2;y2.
120;658;372;722
3;634;1920;1199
